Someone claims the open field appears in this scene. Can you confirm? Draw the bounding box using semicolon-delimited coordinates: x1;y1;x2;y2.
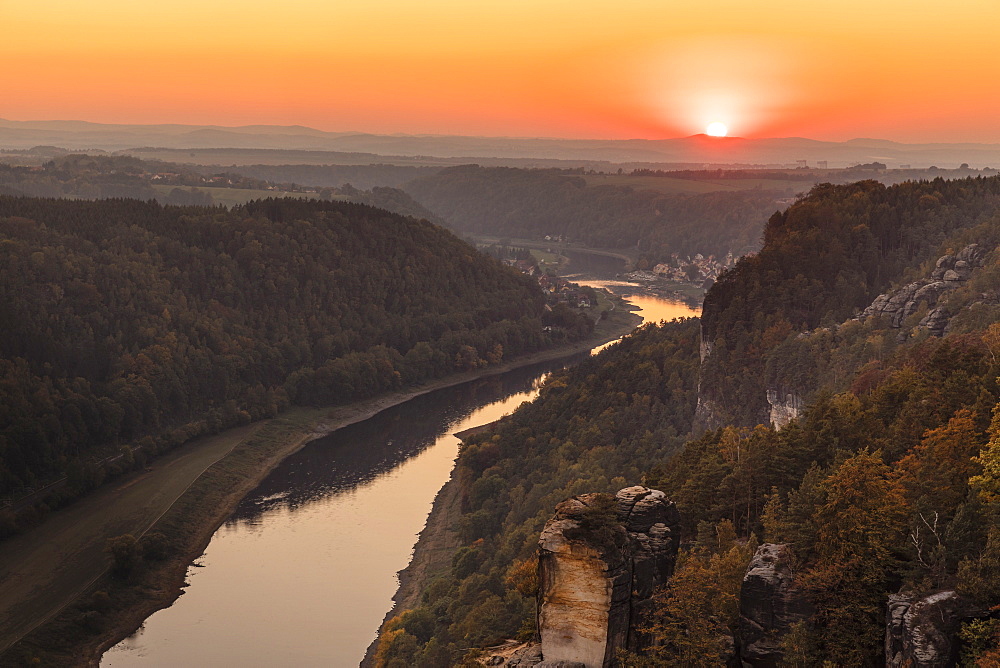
582;173;810;194
149;184;326;207
527;248;569;272
0;422;266;657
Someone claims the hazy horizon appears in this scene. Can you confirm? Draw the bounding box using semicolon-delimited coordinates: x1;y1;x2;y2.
3;116;1000;147
6;0;1000;144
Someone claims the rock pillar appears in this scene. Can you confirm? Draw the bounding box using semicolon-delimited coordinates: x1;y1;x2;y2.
537;486;680;668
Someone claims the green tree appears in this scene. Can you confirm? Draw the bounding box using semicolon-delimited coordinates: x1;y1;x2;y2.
803;450;909;665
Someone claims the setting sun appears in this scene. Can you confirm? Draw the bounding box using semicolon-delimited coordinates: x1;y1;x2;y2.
706;121;728;137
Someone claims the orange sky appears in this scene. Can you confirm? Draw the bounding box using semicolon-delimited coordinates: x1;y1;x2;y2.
4;0;1000;142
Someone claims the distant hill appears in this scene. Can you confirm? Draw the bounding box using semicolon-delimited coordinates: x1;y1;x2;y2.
0;196;573;503
3;118;1000;168
402;165;783;260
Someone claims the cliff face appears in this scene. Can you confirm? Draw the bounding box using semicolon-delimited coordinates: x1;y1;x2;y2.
859;244;986;337
537;494;626;668
886;591;988;668
722;244;989;432
738;544;812;666
536;487;680;668
765;390;805;430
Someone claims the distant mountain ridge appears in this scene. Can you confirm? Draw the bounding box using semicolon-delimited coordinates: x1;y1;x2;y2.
2;118;1000;168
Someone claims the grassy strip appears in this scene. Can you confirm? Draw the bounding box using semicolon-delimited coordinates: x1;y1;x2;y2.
3;409;324;667
1;307;641;668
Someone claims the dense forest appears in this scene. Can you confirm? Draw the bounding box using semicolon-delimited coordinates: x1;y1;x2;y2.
0;196;590;514
402;165;782;261
374;177;1000;666
374;320;703;666
701;176;1000;426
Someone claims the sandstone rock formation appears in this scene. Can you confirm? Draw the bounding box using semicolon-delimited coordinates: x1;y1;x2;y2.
738;543;812;667
886;590;987;668
858;244;985;337
765;389;805;430
536;486;680;668
491;643;542;667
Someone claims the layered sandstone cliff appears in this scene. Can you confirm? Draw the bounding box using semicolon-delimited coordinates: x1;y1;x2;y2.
858;243;986;336
535;486;680;668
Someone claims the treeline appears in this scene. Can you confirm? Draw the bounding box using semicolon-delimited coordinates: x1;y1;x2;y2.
0;196;588;509
646;333;1000;664
374;320;702;666
401;165;780;260
0;154;447;223
701;176;1000;426
214;163;442;191
0;155;158;200
0;154;259;202
632;168;818;182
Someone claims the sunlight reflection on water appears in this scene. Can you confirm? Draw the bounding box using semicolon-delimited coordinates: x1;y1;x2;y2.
101;288;697;667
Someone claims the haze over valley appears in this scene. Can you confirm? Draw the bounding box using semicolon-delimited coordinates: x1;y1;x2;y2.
4;1;1000;666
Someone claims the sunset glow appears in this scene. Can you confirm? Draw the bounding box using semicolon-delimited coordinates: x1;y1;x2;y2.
706;122;728;137
4;0;1000;141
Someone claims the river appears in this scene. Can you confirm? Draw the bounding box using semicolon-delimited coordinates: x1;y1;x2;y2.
101;265;699;667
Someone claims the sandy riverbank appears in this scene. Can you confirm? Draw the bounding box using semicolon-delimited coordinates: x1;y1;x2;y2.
0;307;641;667
360;467;466;667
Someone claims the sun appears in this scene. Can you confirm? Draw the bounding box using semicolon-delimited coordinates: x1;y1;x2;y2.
706;121;728;137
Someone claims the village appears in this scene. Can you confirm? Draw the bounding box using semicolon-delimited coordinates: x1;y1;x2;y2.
630;250;737;289
501;257;596;309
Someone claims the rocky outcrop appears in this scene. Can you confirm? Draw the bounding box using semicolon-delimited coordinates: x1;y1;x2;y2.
693;395;727;433
738;543;812;667
886;590;988;668
765;390;805;430
617;485;682;650
493;643;542;666
536;487;680;668
859;244;985;336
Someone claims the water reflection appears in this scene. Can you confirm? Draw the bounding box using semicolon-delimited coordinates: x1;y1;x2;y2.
101;356;584;668
100;254;699;667
227;359;582;526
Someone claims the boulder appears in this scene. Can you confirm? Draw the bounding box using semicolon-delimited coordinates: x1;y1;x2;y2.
504;643;543;666
738;544;812;667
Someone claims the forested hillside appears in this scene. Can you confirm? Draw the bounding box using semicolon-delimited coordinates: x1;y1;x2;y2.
0;196;582;507
374;320;702;666
701;176;1000;426
647;333;1000;665
374;176;1000;667
402;165;781;261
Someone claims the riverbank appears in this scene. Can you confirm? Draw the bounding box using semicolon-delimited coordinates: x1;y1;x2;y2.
361;463;467;667
0;305;641;667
